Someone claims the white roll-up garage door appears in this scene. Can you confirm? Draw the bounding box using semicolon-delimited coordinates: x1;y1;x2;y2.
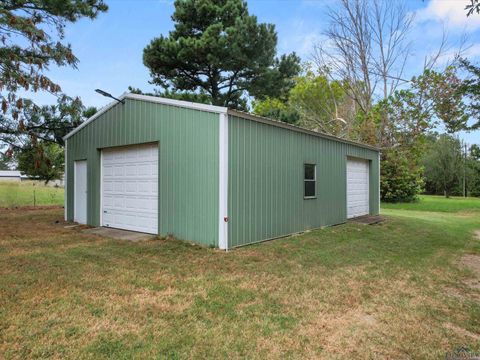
347;157;369;219
101;143;158;234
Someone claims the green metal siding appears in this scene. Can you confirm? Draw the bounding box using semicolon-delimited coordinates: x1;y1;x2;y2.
66;98;219;247
228;114;380;248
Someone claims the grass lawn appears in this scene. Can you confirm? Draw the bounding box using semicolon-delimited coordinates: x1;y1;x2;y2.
1;196;480;359
0;181;64;207
382;194;480;213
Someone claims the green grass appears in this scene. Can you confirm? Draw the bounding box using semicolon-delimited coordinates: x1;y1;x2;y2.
0;181;64;207
381;194;480;213
1;196;480;358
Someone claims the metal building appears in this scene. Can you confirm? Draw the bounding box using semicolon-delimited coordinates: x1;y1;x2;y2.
64;93;380;249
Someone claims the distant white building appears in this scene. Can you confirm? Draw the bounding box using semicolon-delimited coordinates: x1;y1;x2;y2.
0;170;22;182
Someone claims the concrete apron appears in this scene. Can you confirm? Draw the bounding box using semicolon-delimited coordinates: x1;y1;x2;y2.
82;227;156;242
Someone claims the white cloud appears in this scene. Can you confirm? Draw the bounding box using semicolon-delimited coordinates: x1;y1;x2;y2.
416;0;480;30
278;18;324;58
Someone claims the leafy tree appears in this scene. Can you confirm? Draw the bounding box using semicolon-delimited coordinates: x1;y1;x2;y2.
465;144;480;197
379;67;468;147
467;157;480;197
143;0;300;109
252;97;299;124
0;0;107;159
374;80;434;202
380;148;424;202
421;67;469;133
471;144;480;160
253;71;354;134
16;141;64;183
0;0;107;115
288;72;353;137
1;96;96;150
375;65;471;202
423;135;463;198
459;58;480;130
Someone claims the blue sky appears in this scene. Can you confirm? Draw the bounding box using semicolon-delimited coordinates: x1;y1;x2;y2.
31;0;480;144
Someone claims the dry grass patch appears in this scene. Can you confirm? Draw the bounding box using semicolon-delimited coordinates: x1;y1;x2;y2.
475;230;480;240
2;206;480;359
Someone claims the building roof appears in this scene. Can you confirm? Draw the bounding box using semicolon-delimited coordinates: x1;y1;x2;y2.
63;93;379;151
0;170;22;177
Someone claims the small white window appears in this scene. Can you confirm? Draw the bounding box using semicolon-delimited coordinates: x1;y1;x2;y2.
304;164;316;198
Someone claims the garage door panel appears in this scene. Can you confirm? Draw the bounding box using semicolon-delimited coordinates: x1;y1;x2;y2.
102;143;158;234
105;211;157;234
124;164;136;176
347;158;369;219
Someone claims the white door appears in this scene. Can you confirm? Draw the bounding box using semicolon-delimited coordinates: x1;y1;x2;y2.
101;143;158;234
74;160;87;224
347;158;369;219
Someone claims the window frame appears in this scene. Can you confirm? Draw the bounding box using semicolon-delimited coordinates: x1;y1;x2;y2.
303;163;316;199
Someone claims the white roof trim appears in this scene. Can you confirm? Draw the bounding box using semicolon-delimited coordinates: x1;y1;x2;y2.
63;92;227;140
126;93;227;113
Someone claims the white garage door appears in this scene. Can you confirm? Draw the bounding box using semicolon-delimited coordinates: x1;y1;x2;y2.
347;158;369;219
102;143;158;234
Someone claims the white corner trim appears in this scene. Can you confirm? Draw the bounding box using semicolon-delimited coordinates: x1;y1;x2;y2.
63;92;228;141
218;112;229;250
64;140;67;221
378;152;381;214
99;150;103;227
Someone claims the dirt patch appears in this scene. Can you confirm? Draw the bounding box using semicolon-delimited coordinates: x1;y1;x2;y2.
349;215;385;225
460;255;480;277
0;205;62;212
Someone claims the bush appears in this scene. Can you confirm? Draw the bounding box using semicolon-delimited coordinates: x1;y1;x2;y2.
381;149;424;202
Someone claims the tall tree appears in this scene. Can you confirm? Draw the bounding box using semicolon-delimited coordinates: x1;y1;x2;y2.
376;66;469;202
0;0;107;114
467;144;480;197
381;66;469;146
459;58;480;130
380;148;424;202
143;0;300;109
313;0;413;115
424;135;463;198
422;67;469;133
0;0;107;156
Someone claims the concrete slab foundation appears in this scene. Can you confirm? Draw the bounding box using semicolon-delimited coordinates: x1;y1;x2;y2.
82;227;156;242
